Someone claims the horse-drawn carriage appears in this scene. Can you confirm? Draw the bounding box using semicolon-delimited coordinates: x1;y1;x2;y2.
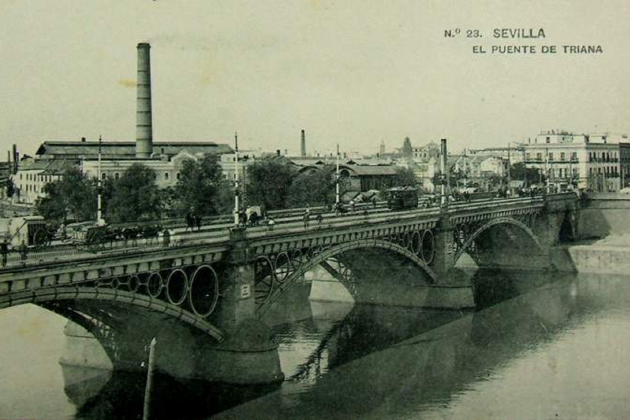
66;221;162;249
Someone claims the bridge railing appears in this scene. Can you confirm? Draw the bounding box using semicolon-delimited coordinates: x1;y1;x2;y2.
0;195;574;271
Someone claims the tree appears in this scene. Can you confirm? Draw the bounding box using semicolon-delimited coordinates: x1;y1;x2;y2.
5;178;15;198
393;166;417;187
35;168;97;223
105;164;162;223
174;155;232;216
286;167;336;208
402;137;413;159
510;162;546;185
245;159;295;210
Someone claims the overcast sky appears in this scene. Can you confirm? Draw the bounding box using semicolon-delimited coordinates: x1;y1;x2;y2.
1;0;629;156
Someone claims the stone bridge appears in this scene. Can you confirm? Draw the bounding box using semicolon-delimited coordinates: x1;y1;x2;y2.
0;193;579;384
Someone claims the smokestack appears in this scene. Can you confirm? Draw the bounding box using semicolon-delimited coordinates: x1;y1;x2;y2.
11;144;17;174
300;130;306;157
440;138;450;204
136;43;153;158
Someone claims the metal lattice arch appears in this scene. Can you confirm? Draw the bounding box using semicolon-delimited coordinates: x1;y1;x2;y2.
452;217;543;266
256;238;439;313
0;286;225;341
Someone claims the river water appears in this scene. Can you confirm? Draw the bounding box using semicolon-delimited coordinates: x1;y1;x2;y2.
1;269;630;419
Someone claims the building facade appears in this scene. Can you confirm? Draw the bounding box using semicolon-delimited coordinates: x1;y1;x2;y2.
523;132;626;192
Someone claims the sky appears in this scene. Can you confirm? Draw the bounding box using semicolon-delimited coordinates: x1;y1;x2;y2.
0;0;629;156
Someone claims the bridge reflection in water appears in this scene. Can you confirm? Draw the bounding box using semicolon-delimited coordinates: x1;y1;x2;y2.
35;266;629;419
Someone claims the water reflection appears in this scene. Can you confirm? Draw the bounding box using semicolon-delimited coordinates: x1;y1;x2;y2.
217;271;630;419
65;368;279;420
2;268;630;419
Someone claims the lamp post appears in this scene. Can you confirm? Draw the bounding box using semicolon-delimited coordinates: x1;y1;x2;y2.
335;143;340;206
97;135;105;226
233;132;240;226
440;138;448;206
507;143;512;195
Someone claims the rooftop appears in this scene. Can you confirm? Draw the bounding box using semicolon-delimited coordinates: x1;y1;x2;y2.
36;140;233;159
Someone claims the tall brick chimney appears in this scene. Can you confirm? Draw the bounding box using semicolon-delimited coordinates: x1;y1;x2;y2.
136;43;153;158
300;129;306;157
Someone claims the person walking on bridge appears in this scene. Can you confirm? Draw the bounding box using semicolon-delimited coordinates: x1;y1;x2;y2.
185;212;193;232
303;211;311;229
19;241;28;267
0;240;8;267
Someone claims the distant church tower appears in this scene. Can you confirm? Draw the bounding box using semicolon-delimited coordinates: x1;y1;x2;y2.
379;140;386;155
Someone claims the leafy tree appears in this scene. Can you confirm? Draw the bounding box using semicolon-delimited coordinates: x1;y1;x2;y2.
105;164;161;223
286;167;336;208
174;155;232;216
245;159;295;210
35;168;97;222
393;166;417;187
510;162;546;185
5;178;15;198
402;137;413;159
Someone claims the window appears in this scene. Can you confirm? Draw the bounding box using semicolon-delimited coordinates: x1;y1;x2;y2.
560;152;565;161
549;153;554;161
19;174;22;180
526;153;531;160
165;172;169;180
114;173;120;180
102;173;107;180
536;152;542;161
572;152;578;161
176;172;181;180
546;136;550;143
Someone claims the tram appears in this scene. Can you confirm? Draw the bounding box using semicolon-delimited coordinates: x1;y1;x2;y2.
386;187;419;210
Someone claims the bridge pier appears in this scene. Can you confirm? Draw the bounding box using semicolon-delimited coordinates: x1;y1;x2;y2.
202;228;284;384
428;211;475;309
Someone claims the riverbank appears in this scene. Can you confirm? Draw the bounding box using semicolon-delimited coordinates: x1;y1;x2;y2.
554;234;630;275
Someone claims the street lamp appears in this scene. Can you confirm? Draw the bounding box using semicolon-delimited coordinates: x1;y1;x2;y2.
233;132;240;226
335;143;340;206
97;135;105;226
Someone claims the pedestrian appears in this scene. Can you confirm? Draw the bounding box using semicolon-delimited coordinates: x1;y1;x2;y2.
350;199;355;213
195;215;202;231
162;228;171;247
0;240;8;267
316;212;323;227
19;240;28;265
372;195;377;209
249;211;258;227
303;211;310;229
185;212;193;232
267;217;275;231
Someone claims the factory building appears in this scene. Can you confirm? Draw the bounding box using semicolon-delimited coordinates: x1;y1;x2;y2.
11;43;232;204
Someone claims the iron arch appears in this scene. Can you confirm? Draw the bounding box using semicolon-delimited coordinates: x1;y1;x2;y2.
0;286;225;342
453;217;543;266
256;238;438;314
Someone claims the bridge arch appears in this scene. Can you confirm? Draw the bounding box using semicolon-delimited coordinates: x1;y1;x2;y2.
0;286;225;342
453;217;544;266
257;238;438;313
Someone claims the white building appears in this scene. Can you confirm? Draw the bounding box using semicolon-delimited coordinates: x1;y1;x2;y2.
523;131;626;192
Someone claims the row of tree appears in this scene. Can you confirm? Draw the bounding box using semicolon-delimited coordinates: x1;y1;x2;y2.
35;157;418;224
36;155;232;224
